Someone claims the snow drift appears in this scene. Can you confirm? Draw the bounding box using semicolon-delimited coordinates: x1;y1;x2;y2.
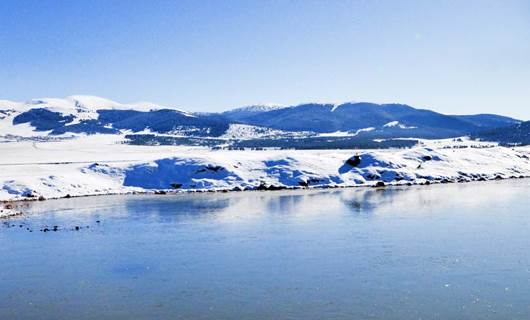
1;136;529;202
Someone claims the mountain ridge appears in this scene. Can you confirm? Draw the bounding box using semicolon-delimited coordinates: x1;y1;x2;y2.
0;96;523;144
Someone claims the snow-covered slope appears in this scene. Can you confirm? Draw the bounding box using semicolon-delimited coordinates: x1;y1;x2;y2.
219;124;312;140
0;95;524;144
223;102;521;138
0;96;227;139
1;136;529;202
6;95;191;118
383;121;417;129
222;104;287;121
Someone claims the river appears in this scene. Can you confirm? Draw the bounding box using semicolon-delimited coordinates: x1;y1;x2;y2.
2;180;530;319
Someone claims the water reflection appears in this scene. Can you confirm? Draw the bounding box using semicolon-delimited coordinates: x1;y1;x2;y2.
2;179;530;319
14;179;530;226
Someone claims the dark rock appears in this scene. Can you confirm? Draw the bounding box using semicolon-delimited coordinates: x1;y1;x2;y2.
195;165;224;173
346;155;361;167
366;173;380;180
298;181;309;187
256;183;268;191
374;181;386;188
170;183;182;189
255;183;286;191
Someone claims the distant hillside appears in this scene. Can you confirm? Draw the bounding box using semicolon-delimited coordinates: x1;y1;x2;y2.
224;102;520;138
0;96;521;144
474;121;530;146
2;96;229;137
221;104;286;121
453;114;520;128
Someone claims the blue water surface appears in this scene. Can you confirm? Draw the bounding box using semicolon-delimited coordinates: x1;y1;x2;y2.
2;180;530;319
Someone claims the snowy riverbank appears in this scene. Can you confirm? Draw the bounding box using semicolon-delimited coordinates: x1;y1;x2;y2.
1;135;530;206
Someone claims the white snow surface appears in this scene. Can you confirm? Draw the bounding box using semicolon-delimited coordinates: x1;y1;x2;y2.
0;95;195;138
224;104;287;114
318;127;375;137
29;95;191;114
383;121;417;129
220;124;311;139
1;135;529;202
330;104;340;112
0;96;200;139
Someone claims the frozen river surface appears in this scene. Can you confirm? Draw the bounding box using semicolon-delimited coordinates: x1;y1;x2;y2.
2;180;530;319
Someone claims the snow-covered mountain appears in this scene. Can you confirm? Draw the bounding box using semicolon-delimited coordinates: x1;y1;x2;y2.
0;96;228;138
223;102;521;138
0;96;522;145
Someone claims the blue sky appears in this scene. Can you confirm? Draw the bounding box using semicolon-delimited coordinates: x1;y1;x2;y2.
1;0;529;118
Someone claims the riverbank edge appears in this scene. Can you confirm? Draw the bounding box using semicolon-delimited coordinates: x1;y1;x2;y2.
3;174;529;219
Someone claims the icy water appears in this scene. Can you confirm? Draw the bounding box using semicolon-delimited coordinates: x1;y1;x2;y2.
2;181;530;319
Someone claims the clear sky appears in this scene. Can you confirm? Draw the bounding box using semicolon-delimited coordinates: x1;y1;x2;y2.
1;0;529;119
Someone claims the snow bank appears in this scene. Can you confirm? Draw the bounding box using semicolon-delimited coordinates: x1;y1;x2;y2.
0;202;22;219
1;136;530;202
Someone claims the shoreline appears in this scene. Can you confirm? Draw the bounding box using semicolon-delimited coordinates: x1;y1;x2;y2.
3;174;529;219
2;136;530;216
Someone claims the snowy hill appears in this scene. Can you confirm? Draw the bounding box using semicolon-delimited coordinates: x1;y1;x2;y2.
224;102;521;138
0;96;522;146
0;96;528;204
0;96;227;138
1;136;529;203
